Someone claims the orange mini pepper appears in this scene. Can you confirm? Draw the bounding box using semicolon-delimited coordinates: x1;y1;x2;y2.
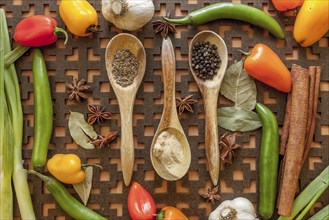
243;44;291;93
156;206;188;220
271;0;303;12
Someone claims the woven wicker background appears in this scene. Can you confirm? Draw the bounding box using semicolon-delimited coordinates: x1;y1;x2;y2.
2;0;328;219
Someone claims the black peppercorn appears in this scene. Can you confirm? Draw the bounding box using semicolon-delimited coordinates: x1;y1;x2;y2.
191;41;221;80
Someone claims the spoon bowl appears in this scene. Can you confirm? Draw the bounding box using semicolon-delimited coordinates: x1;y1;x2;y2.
105;33;146;186
189;31;228;186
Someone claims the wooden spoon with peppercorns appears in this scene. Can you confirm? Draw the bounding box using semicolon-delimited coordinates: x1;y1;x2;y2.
189;30;228;186
105;33;146;186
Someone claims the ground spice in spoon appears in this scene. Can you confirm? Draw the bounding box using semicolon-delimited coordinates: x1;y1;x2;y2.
112;49;139;87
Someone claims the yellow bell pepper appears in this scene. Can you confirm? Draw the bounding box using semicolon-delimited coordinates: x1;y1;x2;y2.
59;0;98;37
47;154;86;184
293;0;329;47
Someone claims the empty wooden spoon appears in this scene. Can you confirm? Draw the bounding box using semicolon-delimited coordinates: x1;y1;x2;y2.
188;30;228;186
105;33;146;186
150;37;191;181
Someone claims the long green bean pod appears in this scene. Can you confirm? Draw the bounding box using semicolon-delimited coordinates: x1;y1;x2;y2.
31;48;53;170
0;9;36;219
255;102;279;219
164;2;285;39
29;170;107;220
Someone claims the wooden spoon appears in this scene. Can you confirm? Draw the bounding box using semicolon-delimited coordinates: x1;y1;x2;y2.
188;31;228;186
105;33;146;186
150;37;191;181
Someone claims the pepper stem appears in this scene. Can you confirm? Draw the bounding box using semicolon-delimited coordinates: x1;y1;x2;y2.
27;170;52;182
237;49;251;56
54;26;68;45
86;24;102;34
163;16;191;25
81;163;103;170
154;210;165;220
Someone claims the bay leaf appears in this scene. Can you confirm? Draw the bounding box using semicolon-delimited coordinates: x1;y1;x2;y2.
218;107;262;132
73;166;93;206
68;111;98;149
220;60;257;110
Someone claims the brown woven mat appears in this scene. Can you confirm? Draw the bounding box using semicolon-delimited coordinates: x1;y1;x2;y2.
3;0;328;219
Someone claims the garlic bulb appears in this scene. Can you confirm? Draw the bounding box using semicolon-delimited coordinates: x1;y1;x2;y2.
209;197;259;220
102;0;154;31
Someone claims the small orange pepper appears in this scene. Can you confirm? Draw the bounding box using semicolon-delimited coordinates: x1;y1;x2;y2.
243;44;291;93
271;0;303;12
156;206;188;220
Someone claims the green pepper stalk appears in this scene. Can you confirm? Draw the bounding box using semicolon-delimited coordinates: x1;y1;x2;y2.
0;9;36;219
163;2;285;39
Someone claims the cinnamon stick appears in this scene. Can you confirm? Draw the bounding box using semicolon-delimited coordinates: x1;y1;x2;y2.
303;66;321;164
279;93;292;155
278;64;310;216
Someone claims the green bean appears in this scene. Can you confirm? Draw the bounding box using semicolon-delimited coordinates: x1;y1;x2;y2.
29;170;107;220
31;48;53;170
255;102;279;219
164;2;285;39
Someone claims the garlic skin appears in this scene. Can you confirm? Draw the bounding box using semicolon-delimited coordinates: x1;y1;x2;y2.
209;197;259;220
102;0;154;31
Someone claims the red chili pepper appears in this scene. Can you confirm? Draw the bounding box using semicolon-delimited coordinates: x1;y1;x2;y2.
13;15;68;47
271;0;304;11
242;43;291;93
128;182;156;220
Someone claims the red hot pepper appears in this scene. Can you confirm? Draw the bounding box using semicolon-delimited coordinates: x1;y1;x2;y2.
128;182;156;220
13;15;68;47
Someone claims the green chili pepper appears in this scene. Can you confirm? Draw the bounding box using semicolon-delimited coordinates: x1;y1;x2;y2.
163;2;285;39
31;48;53;170
29;170;107;220
255;102;279;219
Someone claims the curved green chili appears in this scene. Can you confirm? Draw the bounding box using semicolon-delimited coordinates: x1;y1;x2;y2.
163;2;285;39
31;48;53;170
29;170;107;220
255;102;279;219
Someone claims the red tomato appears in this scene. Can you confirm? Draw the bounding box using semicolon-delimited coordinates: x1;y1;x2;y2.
128;182;156;220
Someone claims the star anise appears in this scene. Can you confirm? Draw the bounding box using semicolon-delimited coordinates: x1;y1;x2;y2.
199;186;221;204
66;78;91;102
176;94;198;115
153;19;176;38
219;133;241;164
87;105;112;124
91;131;118;149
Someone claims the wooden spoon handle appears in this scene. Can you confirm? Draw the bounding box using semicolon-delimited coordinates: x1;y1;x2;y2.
161;37;176;128
203;89;220;186
120;108;134;186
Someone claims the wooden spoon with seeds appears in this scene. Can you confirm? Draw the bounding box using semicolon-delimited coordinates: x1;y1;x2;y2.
150;37;191;181
105;33;146;186
189;31;228;186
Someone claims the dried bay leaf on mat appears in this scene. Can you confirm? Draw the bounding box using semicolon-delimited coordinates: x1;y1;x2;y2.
218;107;262;132
68;111;98;149
73;166;93;206
220;60;257;110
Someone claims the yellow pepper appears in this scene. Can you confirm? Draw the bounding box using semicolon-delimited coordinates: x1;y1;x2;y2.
47;154;86;184
293;0;329;47
59;0;98;37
